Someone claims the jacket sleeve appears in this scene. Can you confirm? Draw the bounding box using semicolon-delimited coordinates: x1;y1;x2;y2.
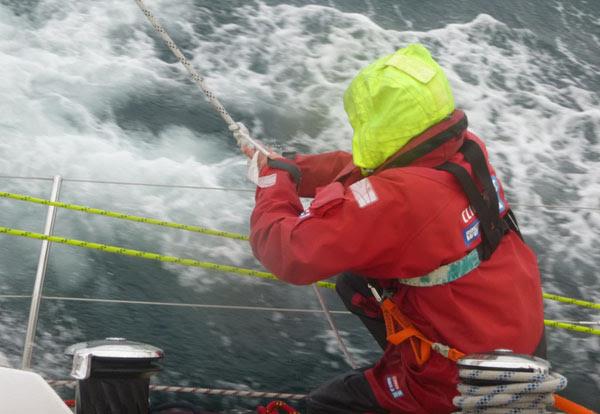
293;151;353;198
250;166;403;285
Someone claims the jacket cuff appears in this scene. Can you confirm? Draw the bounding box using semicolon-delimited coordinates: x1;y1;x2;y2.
266;158;302;186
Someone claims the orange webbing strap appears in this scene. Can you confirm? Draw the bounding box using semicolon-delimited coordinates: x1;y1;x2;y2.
554;394;598;414
381;298;465;365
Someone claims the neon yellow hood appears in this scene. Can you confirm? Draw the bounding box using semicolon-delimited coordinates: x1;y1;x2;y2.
343;44;455;170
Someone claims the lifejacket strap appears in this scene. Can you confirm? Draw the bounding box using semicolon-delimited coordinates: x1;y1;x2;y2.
436;162;502;260
459;140;501;220
397;249;480;287
378;112;468;171
396;207;521;288
436;140;508;260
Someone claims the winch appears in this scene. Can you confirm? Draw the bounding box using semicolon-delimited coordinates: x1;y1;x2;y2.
66;337;163;414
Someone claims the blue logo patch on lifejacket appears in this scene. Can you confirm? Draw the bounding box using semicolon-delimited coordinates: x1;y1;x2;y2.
386;375;404;399
463;219;481;247
460;176;505;248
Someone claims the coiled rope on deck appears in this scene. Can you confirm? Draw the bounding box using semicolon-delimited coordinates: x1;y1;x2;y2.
453;370;568;413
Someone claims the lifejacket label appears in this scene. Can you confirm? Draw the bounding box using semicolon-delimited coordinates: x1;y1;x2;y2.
460;176;505;247
463;219;481;247
386;375;404;399
350;178;378;208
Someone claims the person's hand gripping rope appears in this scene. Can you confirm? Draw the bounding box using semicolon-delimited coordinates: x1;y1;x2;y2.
229;122;281;185
230;122;301;187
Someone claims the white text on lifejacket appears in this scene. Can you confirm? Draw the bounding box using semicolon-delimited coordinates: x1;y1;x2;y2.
461;206;475;223
386;375;404;399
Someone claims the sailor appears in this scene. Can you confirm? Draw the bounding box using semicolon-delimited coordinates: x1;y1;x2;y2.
239;44;546;414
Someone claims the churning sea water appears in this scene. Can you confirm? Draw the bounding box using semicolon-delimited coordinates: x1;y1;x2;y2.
0;0;598;411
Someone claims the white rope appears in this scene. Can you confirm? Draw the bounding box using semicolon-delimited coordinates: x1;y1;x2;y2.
133;0;269;155
453;370;567;413
134;0;235;128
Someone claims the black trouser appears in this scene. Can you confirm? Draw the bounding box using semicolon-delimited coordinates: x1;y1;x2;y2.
305;367;387;414
334;273;388;350
305;274;387;414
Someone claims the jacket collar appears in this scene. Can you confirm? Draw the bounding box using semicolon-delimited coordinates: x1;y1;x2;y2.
374;110;468;172
335;110;468;184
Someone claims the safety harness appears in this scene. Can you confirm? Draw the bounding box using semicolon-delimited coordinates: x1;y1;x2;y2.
369;117;522;366
367;284;466;364
436;139;520;259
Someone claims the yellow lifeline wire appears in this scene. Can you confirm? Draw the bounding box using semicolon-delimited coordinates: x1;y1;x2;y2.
0;192;249;241
1;192;599;310
543;320;600;336
0;226;335;290
0;225;597;336
542;293;600;310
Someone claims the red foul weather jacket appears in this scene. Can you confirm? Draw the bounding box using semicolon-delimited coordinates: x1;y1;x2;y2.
249;110;545;413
